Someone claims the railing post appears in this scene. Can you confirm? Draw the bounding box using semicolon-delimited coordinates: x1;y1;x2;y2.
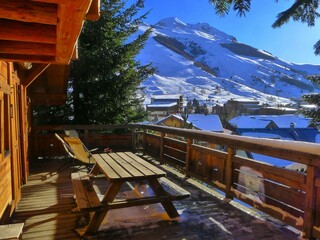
185;138;192;176
225;146;236;200
131;127;136;153
159;132;165;164
142;129;146;155
303;165;319;240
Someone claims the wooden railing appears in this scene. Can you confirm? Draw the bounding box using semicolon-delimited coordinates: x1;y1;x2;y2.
31;124;320;239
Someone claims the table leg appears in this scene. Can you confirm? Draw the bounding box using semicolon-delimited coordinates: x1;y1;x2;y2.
84;181;123;235
88;163;100;176
147;178;180;218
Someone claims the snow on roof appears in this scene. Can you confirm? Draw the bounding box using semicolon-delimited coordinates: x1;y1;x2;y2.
229;98;260;103
186;114;223;132
156;114;223;132
230;114;313;128
250;153;292;167
151;94;182;100
229;116;272;128
147;102;177;108
240;132;285;139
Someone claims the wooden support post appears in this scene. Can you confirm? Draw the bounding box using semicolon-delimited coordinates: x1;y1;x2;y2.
84;129;89;145
159;132;165;164
225;146;235;200
185;138;192;176
303;165;319;240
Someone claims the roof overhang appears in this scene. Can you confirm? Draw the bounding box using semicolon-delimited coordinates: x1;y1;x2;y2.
0;0;100;64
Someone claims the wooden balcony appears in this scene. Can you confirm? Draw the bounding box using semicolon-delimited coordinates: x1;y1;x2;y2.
15;124;320;239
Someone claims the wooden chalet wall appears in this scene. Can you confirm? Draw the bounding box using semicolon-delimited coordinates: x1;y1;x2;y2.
0;0;101;224
0;61;26;223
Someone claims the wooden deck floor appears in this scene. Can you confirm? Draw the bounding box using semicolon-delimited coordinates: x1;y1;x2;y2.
12;157;301;240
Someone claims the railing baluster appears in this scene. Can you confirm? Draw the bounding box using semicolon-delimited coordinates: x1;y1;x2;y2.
185;138;192;176
160;132;165;164
142;129;146;155
225;146;235;199
303;165;319;240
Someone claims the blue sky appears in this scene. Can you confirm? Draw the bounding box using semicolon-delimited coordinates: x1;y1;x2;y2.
129;0;320;64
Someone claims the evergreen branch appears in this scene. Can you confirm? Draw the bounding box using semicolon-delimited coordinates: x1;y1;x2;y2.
302;93;320;105
273;0;320;28
314;39;320;55
272;1;304;28
233;0;251;16
307;74;320;84
209;0;233;16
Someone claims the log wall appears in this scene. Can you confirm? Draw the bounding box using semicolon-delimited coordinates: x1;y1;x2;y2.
0;61;25;223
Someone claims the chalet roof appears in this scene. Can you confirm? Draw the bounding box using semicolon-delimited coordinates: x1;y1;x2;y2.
151;94;182;100
156;114;224;132
229;114;313;129
237;128;318;143
147;102;178;108
187;114;224;132
0;0;100;105
0;0;100;64
228;98;260;103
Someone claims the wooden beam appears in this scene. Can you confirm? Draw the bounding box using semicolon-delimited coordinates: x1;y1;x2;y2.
55;1;93;64
0;41;55;56
22;64;50;87
28;0;71;4
0;0;58;25
71;43;78;60
0;20;56;44
86;0;100;21
30;93;67;105
0;54;55;64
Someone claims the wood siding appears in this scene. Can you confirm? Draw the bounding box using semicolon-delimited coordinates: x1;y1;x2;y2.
0;61;26;222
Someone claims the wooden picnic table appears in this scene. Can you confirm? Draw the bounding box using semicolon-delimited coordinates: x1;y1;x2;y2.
71;152;190;236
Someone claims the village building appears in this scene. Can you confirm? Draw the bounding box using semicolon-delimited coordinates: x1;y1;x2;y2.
155;113;225;132
146;94;183;121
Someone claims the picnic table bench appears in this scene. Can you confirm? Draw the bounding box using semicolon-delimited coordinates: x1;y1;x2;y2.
71;152;190;236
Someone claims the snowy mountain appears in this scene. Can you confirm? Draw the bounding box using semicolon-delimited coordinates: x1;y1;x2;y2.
136;17;320;107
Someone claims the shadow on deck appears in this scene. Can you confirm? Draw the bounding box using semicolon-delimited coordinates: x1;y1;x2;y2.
12;156;301;240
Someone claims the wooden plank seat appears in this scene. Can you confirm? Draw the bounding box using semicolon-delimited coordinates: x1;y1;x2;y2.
71;172;102;212
158;177;191;201
0;223;24;240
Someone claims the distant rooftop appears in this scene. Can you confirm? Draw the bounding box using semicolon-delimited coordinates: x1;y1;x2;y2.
156;114;224;132
151;94;182;100
229;114;313;129
229;98;260;103
147;102;178;108
187;114;224;132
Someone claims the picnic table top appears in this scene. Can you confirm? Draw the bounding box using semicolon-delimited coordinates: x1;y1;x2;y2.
92;152;166;182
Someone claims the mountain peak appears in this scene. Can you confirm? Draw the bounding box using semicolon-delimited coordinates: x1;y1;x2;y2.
155;17;187;28
138;18;320;106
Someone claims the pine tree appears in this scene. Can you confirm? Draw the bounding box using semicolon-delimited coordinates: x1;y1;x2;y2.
32;0;154;125
71;0;155;124
301;75;320;126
